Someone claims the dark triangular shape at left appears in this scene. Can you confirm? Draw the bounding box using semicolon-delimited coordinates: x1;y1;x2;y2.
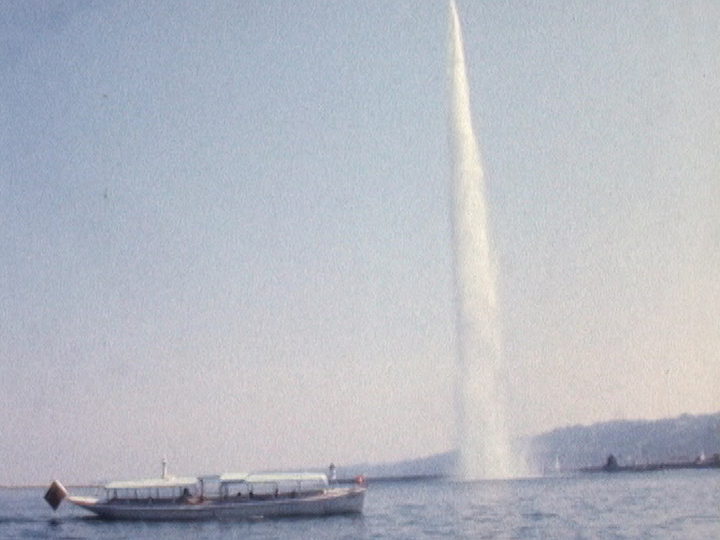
44;480;68;511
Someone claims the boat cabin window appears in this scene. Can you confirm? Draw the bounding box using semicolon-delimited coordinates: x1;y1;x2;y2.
219;476;327;499
107;485;197;500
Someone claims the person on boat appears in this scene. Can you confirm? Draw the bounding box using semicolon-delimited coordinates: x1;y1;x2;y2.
178;487;193;503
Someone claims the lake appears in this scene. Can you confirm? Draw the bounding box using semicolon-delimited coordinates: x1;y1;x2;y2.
1;470;718;539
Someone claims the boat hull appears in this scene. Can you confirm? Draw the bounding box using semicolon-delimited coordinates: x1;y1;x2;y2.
70;487;365;521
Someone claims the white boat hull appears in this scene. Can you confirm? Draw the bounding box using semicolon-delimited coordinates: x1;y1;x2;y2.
69;487;365;521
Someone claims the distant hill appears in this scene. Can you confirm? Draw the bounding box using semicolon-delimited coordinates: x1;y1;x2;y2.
528;411;720;473
336;412;720;479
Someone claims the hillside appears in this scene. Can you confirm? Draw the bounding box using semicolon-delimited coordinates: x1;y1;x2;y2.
529;412;720;473
337;412;720;479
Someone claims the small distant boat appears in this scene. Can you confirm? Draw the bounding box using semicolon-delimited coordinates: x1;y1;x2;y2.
45;465;366;521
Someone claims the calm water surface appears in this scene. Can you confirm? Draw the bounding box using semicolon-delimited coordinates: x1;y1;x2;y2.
1;470;718;539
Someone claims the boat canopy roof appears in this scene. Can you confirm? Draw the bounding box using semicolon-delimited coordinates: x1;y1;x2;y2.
217;472;249;483
105;477;198;490
216;472;327;485
244;472;328;485
102;471;328;490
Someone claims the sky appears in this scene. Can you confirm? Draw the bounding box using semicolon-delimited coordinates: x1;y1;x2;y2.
1;0;718;485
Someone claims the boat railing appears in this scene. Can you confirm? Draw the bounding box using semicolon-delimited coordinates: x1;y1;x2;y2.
105;485;199;504
217;474;329;501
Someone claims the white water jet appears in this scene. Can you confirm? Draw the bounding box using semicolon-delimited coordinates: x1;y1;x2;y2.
448;0;515;480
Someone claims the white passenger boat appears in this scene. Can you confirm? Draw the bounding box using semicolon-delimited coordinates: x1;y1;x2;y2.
45;467;366;521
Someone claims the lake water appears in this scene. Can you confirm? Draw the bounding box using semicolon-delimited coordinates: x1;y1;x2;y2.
1;470;718;539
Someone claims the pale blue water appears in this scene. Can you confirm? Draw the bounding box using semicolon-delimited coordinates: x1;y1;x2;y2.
1;470;718;539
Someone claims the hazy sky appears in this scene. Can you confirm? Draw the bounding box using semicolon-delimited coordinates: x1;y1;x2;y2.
1;0;718;485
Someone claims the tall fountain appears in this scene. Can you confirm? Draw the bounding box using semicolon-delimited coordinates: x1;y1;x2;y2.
448;0;514;480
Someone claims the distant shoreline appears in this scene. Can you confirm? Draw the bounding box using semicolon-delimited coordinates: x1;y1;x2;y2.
3;464;719;490
580;455;720;474
333;474;445;485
